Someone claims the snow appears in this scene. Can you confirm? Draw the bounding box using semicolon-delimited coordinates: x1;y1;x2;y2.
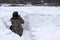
0;6;60;40
28;14;60;40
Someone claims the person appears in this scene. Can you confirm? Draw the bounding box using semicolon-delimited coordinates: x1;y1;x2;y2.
10;11;24;36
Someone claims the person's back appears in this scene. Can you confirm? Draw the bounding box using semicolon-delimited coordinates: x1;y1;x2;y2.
10;11;24;36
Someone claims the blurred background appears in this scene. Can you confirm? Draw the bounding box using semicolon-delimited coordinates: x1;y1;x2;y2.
0;0;60;6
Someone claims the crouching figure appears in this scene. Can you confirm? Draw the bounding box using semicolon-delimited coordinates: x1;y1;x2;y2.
10;11;24;36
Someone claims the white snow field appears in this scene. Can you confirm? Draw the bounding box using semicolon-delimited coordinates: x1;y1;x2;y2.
0;6;60;40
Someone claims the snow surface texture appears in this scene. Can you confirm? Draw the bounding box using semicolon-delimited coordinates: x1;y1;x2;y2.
29;14;60;40
0;6;60;40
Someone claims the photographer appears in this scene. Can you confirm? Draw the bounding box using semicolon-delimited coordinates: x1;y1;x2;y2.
10;11;24;36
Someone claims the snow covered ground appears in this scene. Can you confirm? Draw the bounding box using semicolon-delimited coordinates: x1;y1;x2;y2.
0;6;60;40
